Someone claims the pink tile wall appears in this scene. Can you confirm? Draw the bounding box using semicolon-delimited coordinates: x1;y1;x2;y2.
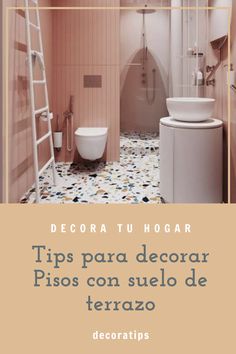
51;0;120;162
8;0;53;202
230;2;236;203
206;3;236;202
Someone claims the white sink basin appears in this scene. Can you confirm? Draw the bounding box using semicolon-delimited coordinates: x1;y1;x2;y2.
166;97;215;122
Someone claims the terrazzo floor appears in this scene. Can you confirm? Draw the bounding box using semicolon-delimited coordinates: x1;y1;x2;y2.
21;132;161;204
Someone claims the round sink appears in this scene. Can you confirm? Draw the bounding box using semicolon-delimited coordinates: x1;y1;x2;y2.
166;97;215;122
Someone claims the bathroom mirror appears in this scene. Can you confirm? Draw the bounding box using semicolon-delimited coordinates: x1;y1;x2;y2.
209;0;232;50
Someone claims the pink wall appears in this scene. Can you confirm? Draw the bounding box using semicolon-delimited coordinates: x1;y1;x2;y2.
8;0;53;202
0;2;3;202
51;0;120;162
230;1;236;202
206;2;236;202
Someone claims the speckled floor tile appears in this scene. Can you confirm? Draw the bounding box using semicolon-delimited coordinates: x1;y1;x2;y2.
21;132;161;204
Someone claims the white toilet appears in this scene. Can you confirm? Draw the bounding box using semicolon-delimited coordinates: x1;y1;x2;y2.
75;127;108;161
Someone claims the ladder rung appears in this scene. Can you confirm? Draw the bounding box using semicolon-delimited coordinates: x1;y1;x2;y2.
29;22;40;31
33;80;46;85
37;132;51;146
31;50;43;56
34;106;48;115
39;157;54;177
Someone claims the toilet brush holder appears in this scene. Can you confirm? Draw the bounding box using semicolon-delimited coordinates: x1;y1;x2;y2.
53;132;62;151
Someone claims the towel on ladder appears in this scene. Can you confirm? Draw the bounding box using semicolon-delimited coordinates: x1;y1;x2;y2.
31;50;45;71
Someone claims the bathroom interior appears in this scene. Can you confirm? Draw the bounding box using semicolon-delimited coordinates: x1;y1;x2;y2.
4;0;236;203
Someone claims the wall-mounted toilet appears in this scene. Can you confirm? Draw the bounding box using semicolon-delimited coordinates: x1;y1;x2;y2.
75;127;108;161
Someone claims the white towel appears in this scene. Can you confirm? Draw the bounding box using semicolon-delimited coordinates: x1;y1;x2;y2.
32;50;45;71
